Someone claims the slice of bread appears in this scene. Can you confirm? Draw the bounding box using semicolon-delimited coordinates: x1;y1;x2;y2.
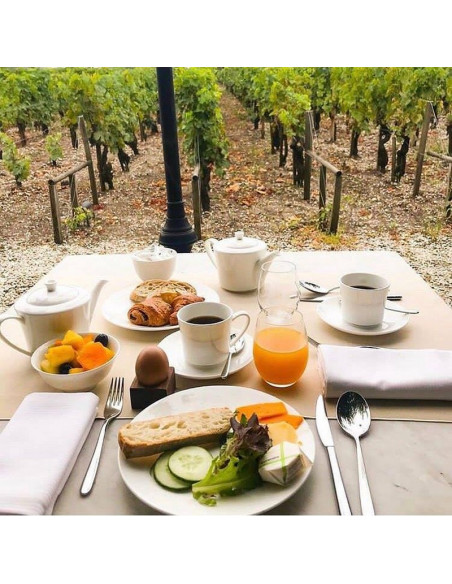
130;279;197;304
118;406;233;459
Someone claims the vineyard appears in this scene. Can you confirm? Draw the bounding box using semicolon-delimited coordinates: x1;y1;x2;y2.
1;67;452;312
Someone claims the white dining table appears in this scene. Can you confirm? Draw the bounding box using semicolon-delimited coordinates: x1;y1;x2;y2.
1;250;452;515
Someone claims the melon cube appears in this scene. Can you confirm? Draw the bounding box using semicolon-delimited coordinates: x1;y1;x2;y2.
61;330;85;350
45;344;76;368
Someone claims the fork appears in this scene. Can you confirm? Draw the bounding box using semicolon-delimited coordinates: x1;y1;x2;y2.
80;377;124;496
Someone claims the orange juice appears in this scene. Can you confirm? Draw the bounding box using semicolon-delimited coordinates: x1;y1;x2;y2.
253;326;309;387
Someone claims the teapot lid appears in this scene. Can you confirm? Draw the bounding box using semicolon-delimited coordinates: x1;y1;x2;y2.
214;231;267;253
15;280;89;315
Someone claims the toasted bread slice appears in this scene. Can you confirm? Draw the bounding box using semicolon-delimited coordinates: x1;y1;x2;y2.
118;407;233;459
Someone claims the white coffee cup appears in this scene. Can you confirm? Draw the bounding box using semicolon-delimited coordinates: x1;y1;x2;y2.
340;273;390;327
178;302;251;367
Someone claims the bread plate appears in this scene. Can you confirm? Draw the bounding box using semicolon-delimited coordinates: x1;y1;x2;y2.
117;385;315;515
101;282;219;332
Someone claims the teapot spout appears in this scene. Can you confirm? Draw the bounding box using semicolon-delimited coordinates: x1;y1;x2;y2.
256;250;279;272
89;280;108;322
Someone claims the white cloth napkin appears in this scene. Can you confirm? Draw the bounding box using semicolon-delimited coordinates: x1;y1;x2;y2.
318;344;452;400
0;392;99;515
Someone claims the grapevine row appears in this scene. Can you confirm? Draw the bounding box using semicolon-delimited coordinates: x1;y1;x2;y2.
0;67;227;201
217;67;452;183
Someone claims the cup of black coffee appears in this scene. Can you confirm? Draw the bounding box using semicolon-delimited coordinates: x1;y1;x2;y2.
177;302;250;367
340;273;390;326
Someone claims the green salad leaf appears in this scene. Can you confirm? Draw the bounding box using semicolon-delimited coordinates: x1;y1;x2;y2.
192;413;271;506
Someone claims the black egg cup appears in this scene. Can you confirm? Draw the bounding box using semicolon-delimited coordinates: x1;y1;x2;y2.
129;367;176;410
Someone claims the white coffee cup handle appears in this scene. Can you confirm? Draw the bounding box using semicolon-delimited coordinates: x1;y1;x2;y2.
0;313;31;355
230;311;251;346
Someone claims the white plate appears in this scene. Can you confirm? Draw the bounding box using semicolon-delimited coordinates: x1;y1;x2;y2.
101;282;219;332
118;386;315;515
317;296;410;336
159;331;253;379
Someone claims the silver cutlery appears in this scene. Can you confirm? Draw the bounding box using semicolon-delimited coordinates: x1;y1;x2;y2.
296;295;403;302
299;280;340;295
384;305;419;314
315;395;352;515
220;335;246;379
336;391;374;515
81;377;124;496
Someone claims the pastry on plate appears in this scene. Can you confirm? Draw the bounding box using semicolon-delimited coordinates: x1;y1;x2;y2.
130;279;197;304
169;293;205;325
127;296;172;327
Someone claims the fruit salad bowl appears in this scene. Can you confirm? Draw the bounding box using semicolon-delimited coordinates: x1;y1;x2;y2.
31;331;120;392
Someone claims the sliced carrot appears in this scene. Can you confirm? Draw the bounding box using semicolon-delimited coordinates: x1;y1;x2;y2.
260;414;304;429
235;402;287;421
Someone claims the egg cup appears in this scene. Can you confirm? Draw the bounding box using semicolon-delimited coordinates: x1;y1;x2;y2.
129;367;176;410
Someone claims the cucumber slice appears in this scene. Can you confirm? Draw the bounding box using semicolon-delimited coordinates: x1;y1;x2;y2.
152;451;192;491
168;446;213;482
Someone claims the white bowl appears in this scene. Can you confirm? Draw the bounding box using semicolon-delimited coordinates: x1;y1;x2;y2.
31;332;120;392
132;247;177;281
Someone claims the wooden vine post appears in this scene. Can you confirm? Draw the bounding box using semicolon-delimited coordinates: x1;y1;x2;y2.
303;111;343;234
303;111;312;201
413;102;434;197
48;115;99;244
447;163;452;220
78;116;99;205
191;164;202;239
391;134;397;183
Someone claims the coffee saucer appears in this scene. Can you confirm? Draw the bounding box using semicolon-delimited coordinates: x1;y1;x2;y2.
158;331;254;379
317;296;410;336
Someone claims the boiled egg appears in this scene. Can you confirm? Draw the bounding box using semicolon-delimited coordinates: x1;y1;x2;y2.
135;345;170;386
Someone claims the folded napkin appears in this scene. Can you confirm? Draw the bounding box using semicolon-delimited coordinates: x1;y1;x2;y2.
318;345;452;400
0;392;99;515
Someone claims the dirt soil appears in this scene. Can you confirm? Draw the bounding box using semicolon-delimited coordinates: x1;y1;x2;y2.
1;89;451;312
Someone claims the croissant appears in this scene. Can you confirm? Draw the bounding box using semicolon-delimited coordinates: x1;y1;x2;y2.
169;293;205;325
128;296;172;327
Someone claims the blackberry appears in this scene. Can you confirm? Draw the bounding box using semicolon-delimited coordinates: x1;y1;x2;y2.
95;333;109;347
59;362;72;375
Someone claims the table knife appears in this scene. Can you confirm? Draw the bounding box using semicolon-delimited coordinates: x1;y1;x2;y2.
315;395;352;515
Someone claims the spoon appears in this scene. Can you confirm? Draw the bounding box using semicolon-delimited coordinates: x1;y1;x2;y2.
299;280;340;295
384;305;419;315
336;391;375;515
294;280;402;301
220;335;246;379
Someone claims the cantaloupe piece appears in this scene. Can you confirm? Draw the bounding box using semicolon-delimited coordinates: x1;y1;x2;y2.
267;421;300;445
260;414;304;429
235;402;287;421
77;341;112;370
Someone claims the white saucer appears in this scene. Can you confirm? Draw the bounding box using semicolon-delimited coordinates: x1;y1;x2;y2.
317;296;410;336
158;331;253;379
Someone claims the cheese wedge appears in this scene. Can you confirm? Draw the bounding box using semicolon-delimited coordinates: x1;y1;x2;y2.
258;442;309;486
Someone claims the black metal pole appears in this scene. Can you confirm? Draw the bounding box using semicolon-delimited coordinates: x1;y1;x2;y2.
156;67;197;252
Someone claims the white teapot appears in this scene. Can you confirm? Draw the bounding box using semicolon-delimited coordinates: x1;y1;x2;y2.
0;279;107;355
205;231;279;292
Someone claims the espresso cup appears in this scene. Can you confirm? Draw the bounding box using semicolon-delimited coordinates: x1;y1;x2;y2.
177;302;251;367
340;273;390;326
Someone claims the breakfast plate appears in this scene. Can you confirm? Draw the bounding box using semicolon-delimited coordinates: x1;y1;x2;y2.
118;386;315;516
317;296;410;336
158;331;253;379
101;282;219;332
